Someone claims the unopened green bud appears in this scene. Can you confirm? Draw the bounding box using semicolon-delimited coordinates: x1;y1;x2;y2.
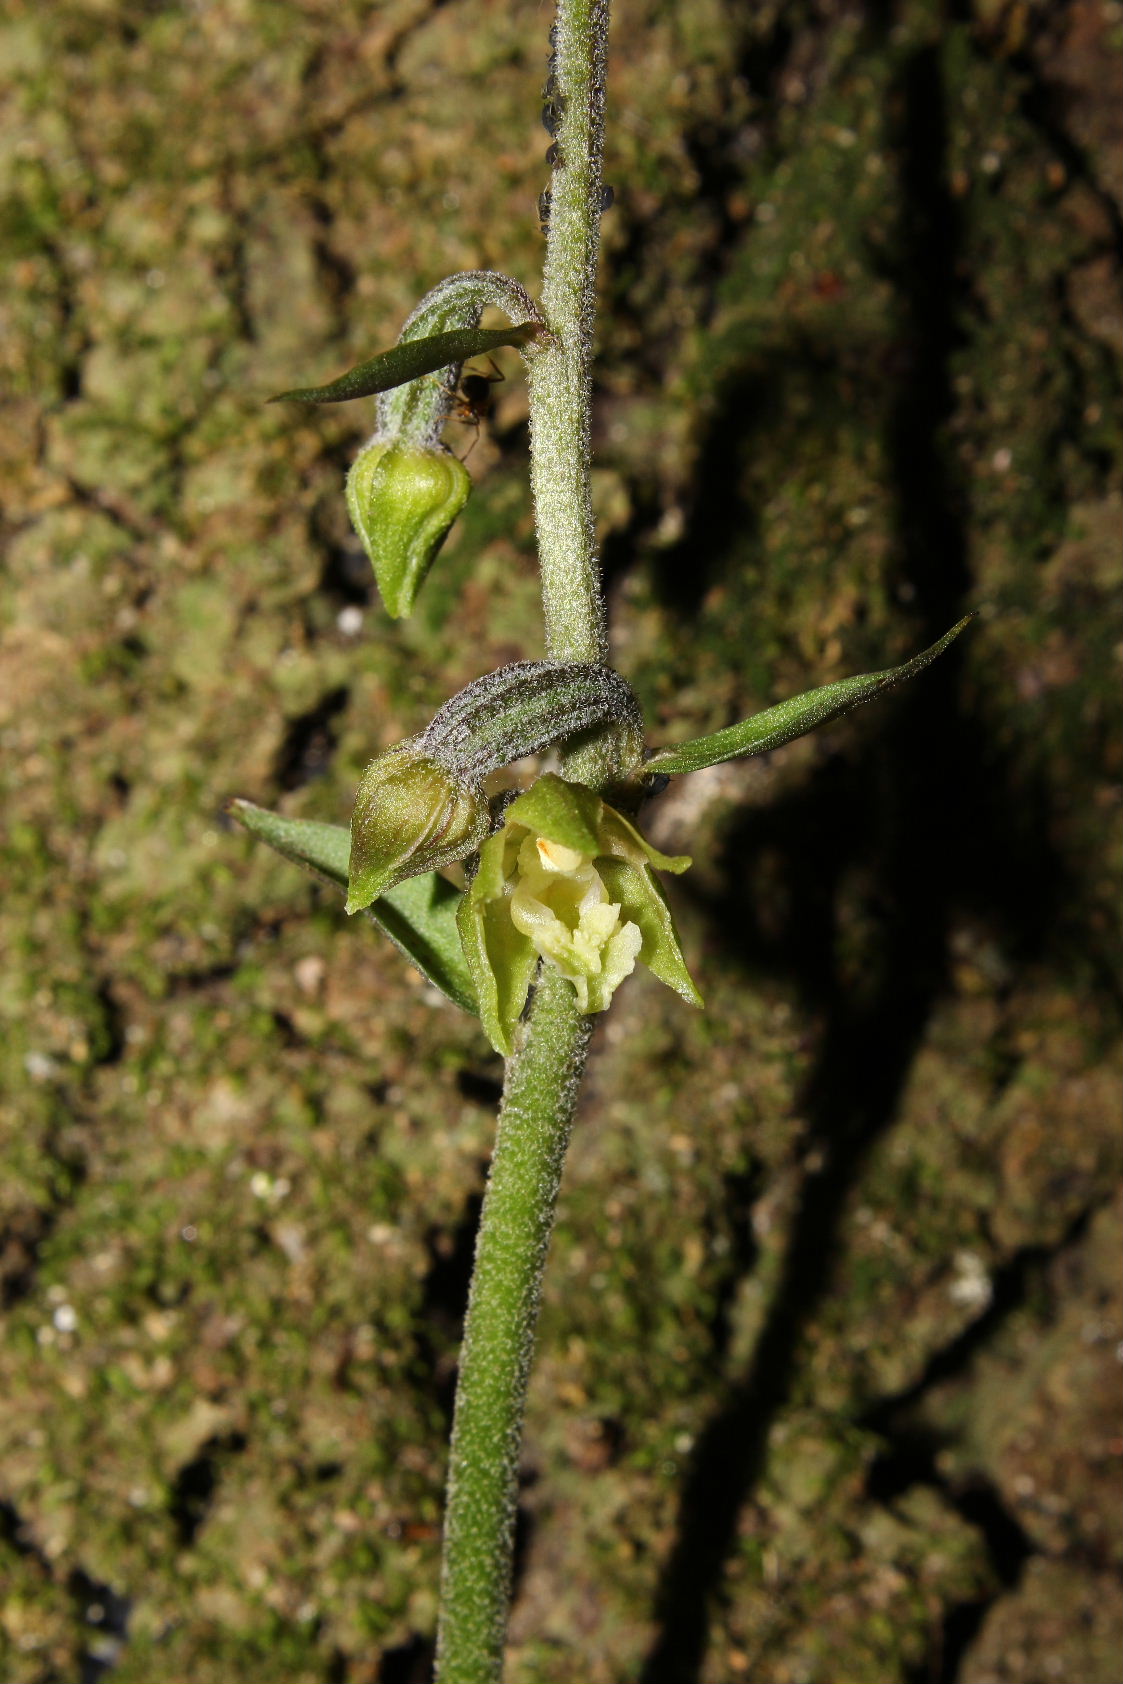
346;740;489;914
346;437;471;619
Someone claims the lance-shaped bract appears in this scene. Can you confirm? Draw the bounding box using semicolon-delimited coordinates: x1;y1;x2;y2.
457;773;701;1057
227;798;477;1014
646;616;974;775
270;323;539;408
377;271;544;448
345;662;646;915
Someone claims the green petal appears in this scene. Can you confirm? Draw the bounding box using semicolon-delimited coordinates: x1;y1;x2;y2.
646;615;974;776
596;804;692;875
506;773;691;875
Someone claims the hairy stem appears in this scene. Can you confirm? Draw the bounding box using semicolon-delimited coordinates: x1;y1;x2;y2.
434;6;613;1676
434;969;592;1682
526;0;611;667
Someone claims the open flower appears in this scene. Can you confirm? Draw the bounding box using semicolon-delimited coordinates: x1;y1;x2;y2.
458;773;701;1056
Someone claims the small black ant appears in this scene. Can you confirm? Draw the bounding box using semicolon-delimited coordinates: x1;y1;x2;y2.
449;357;505;458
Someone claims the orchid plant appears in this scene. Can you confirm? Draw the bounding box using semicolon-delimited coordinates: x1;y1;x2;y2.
229;2;968;1677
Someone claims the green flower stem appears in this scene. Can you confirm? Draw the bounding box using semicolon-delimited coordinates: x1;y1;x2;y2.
434;968;592;1682
526;0;611;669
435;5;614;1674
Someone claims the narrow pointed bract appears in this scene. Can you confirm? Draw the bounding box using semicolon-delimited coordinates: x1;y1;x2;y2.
646;615;974;775
225;800;478;1013
269;322;539;405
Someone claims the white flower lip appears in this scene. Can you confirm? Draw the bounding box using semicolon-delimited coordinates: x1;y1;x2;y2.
509;831;641;1012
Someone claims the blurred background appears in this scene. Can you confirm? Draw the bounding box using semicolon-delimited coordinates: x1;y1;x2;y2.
1;1;1120;1680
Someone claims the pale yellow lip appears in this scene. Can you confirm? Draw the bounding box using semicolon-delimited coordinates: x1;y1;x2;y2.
534;837;586;874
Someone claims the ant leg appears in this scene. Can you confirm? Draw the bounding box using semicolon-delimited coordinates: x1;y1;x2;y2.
456;420;482;462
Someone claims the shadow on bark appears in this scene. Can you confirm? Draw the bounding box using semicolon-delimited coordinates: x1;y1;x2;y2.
635;27;1035;1683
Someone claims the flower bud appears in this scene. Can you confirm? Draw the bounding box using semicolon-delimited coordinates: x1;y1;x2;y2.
346;740;489;914
346;437;471;619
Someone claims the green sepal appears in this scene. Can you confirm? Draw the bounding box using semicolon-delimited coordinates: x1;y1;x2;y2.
227;799;477;1015
456;830;538;1059
645;615;974;776
504;776;602;856
597;857;702;1007
269;325;539;406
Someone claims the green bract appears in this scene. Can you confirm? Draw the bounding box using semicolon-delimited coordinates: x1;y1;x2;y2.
458;773;701;1056
227;799;478;1014
270;321;539;406
346;741;489;915
346;437;471;619
646;616;974;775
